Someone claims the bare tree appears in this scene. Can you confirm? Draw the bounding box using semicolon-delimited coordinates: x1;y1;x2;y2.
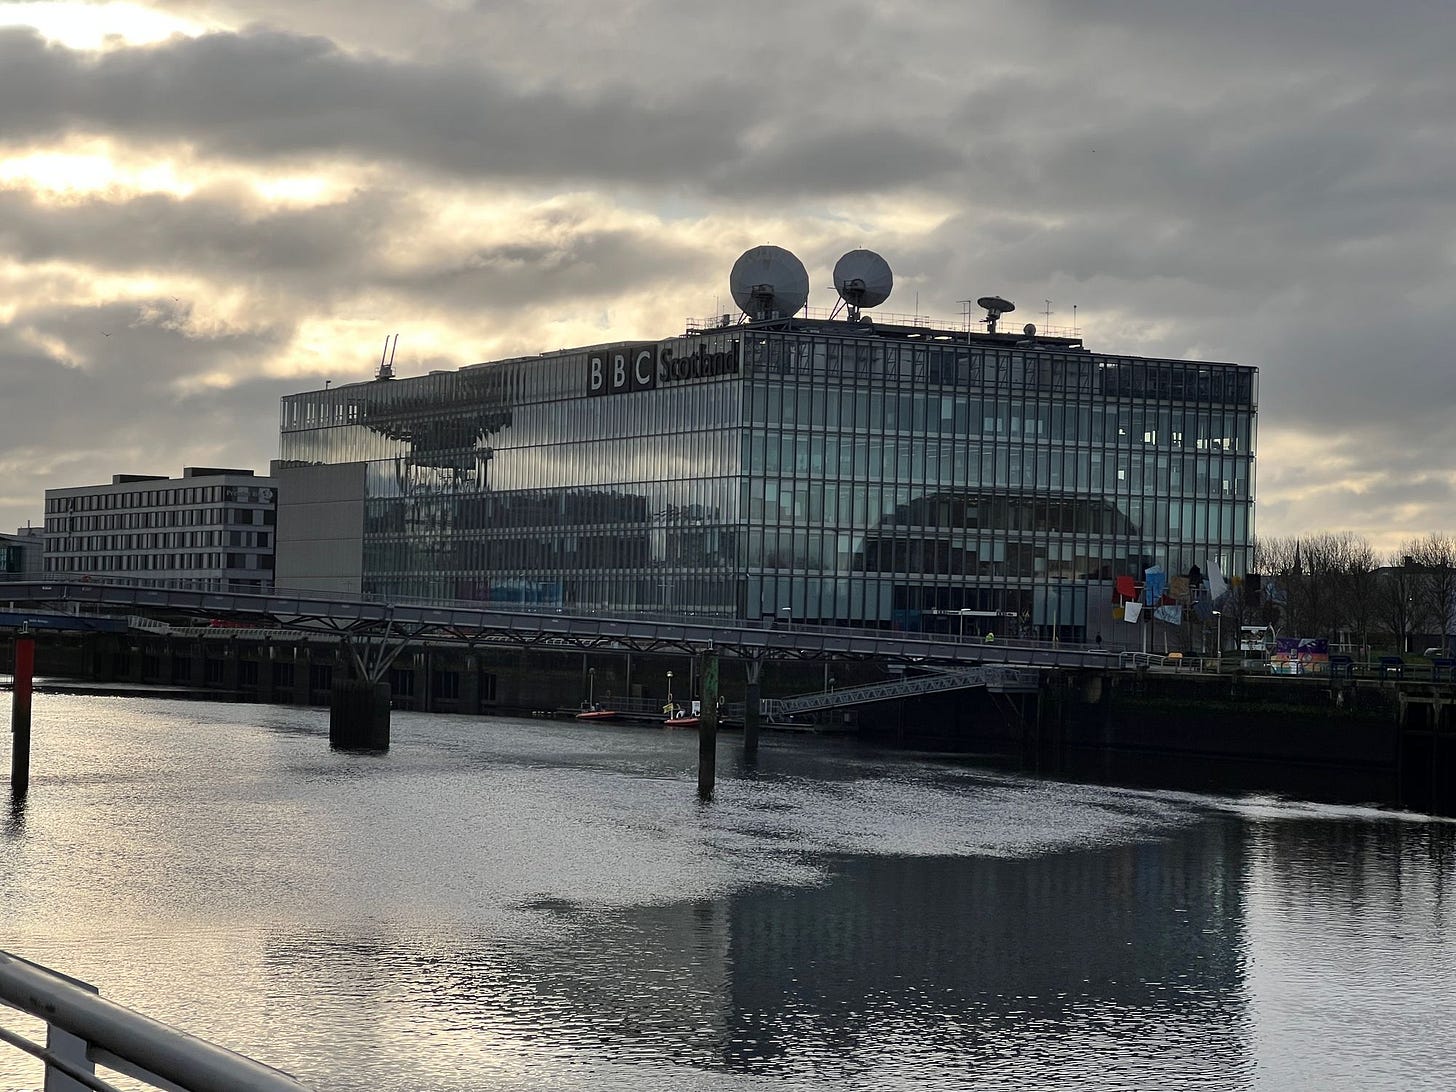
1255;533;1350;638
1252;532;1380;652
1298;532;1350;638
1331;533;1380;650
1254;535;1300;633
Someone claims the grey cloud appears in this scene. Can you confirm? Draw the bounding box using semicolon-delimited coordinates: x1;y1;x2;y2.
382;227;706;312
5;1;1456;548
707;126;964;197
0;19;971;200
0;186;397;285
1039;0;1454;61
0;27;774;188
0;302;296;516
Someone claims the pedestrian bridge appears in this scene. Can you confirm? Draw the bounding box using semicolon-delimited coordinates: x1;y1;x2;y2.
0;577;1120;672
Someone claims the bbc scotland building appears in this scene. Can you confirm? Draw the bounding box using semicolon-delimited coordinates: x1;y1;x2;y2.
275;251;1255;642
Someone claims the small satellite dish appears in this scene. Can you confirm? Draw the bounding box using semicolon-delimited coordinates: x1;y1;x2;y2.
1023;323;1037;337
730;245;810;320
977;295;1015;333
832;249;893;320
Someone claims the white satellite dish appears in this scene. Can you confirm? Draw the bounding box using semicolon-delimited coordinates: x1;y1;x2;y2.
730;245;810;320
832;249;893;320
977;295;1015;334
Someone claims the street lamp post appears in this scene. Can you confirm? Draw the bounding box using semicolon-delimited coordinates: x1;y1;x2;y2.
778;607;792;628
959;607;973;640
588;667;596;707
1213;610;1222;673
666;670;674;706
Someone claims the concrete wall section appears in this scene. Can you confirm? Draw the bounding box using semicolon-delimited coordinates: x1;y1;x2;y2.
273;461;365;594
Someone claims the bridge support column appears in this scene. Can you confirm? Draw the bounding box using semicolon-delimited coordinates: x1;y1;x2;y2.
743;659;763;760
292;650;311;705
220;641;240;695
257;645;276;704
699;653;719;800
330;679;390;751
415;650;433;712
460;654;481;714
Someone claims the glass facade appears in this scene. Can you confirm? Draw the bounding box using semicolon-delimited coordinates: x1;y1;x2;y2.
279;319;1256;637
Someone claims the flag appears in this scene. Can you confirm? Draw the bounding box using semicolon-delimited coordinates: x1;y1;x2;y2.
1144;565;1167;604
1155;604;1183;625
1206;560;1228;603
1124;601;1143;623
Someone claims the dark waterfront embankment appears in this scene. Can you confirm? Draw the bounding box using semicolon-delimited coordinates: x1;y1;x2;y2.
855;670;1445;809
4;630;1454;814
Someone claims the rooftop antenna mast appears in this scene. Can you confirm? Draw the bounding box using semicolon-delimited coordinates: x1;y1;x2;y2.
376;333;399;381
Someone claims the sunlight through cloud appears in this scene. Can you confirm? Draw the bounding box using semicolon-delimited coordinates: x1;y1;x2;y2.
0;1;214;49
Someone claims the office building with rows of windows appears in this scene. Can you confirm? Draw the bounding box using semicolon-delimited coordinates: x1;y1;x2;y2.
274;292;1256;642
43;467;278;589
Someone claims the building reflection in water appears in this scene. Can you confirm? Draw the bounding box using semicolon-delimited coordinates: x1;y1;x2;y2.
1243;814;1456;1087
261;821;1250;1087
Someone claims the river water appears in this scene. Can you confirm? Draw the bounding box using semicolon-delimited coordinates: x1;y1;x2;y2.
1;694;1454;1091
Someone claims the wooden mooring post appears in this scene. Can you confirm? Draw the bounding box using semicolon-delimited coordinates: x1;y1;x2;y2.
698;652;719;800
9;631;35;795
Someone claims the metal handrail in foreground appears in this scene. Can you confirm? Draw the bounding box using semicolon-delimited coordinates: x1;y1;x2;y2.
0;950;310;1092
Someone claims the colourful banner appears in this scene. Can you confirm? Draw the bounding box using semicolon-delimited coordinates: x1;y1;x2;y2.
1271;636;1329;675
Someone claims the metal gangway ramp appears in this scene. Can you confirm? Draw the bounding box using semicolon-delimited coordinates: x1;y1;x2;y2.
758;665;1040;720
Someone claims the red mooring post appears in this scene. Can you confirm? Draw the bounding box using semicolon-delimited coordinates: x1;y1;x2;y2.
10;633;34;795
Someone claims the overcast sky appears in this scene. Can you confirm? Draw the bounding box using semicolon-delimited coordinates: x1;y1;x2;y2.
1;0;1453;554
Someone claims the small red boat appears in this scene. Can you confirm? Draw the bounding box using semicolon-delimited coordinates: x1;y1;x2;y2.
663;716;700;729
575;709;620;721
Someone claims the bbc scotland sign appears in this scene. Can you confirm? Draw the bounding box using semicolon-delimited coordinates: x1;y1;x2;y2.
587;337;740;397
